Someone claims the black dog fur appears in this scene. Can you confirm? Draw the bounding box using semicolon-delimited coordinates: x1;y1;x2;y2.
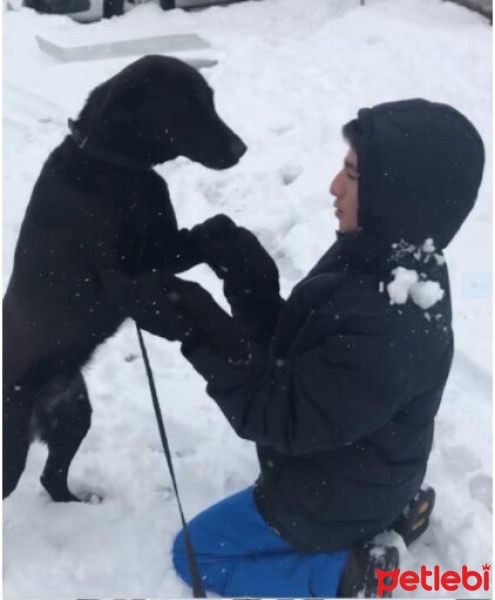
3;55;246;501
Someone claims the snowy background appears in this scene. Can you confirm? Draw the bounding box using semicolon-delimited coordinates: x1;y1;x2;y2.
2;0;492;597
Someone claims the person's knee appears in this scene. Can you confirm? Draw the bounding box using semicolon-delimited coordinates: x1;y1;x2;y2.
172;527;232;594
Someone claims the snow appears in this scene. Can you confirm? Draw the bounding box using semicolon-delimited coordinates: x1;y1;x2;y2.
388;267;421;305
2;0;492;598
387;266;445;309
422;238;436;254
409;280;444;310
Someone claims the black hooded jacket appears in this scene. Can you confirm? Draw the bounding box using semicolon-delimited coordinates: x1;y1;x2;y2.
183;99;484;551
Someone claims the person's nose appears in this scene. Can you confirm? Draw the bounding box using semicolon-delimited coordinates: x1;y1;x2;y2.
329;169;343;197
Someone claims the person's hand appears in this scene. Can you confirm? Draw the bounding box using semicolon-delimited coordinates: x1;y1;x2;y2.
132;271;249;362
130;271;200;343
191;215;280;299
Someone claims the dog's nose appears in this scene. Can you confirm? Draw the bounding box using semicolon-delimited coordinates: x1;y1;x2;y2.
230;137;247;160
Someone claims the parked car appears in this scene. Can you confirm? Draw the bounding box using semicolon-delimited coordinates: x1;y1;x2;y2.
22;0;247;21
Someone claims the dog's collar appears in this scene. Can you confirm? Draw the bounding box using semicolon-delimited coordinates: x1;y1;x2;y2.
67;119;152;172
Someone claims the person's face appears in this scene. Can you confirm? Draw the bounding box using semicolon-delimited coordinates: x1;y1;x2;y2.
329;148;359;232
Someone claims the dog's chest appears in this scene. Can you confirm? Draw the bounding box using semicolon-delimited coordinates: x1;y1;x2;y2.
116;198;143;275
115;178;176;277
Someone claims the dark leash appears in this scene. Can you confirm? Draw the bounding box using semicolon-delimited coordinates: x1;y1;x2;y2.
70;113;204;594
136;325;207;598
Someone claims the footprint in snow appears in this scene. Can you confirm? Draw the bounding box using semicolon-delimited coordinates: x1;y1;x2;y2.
469;474;492;512
441;445;481;474
279;163;302;186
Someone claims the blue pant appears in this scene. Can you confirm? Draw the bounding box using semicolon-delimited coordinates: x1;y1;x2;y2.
172;487;350;597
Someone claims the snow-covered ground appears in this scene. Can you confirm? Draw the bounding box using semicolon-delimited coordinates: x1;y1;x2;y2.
2;0;492;597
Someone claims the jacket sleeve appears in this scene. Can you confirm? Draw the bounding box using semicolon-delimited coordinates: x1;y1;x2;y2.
182;310;413;455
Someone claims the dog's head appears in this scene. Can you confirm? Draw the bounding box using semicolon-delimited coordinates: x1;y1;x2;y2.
74;55;247;169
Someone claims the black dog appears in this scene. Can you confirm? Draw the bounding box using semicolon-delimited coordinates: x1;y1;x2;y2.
3;55;246;502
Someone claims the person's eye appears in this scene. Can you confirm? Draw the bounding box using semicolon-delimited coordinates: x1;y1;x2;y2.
346;169;360;181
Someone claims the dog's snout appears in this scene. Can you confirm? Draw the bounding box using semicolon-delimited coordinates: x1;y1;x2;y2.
230;137;247;161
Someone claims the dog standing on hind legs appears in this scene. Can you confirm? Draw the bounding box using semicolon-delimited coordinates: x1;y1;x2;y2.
3;55;247;502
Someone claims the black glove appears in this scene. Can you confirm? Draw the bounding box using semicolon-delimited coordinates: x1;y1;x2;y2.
130;271;201;344
132;271;249;362
191;215;283;340
191;214;280;299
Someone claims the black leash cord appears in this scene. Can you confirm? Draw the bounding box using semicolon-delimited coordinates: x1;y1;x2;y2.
136;325;207;598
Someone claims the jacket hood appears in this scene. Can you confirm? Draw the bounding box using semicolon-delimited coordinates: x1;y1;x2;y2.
354;99;484;250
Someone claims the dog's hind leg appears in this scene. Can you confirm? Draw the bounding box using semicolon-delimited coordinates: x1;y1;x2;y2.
3;381;36;499
36;371;92;502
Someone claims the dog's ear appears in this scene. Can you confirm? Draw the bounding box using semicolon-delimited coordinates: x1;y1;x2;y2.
78;78;148;135
99;82;147;125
